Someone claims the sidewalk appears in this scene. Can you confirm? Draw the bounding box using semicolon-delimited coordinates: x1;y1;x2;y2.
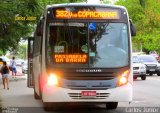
0;73;28;110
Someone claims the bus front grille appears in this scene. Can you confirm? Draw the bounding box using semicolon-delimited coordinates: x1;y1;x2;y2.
63;73;116;80
64;76;115;80
68;93;110;99
60;77;117;90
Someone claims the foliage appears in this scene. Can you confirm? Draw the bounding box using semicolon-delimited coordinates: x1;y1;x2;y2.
103;0;115;4
0;0;83;56
116;0;160;54
15;42;27;59
0;0;40;55
3;0;159;57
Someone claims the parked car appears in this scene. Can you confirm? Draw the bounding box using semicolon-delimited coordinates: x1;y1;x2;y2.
16;59;24;66
158;55;160;63
138;55;160;76
22;61;28;74
149;51;159;62
133;55;146;80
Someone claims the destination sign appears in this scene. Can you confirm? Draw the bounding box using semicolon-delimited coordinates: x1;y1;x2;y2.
54;8;120;19
54;54;87;63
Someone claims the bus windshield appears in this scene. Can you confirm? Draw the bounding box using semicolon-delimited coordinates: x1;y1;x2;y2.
47;22;129;68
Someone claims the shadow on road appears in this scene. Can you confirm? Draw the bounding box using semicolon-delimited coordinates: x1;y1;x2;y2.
6;105;120;113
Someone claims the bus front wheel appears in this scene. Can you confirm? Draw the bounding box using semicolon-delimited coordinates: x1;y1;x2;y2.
34;88;41;99
106;102;118;110
43;102;60;111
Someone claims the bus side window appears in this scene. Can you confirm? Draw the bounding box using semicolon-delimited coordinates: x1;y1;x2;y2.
36;17;44;36
33;20;43;57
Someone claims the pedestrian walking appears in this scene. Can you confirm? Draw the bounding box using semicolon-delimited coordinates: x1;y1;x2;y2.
0;61;10;90
10;57;17;79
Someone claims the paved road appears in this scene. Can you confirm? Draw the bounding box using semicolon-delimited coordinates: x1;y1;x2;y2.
0;75;160;113
132;75;160;107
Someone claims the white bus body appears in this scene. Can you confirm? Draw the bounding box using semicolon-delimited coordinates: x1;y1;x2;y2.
28;3;136;110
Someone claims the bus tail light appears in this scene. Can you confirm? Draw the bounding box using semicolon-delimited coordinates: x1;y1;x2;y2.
118;70;129;86
47;73;58;86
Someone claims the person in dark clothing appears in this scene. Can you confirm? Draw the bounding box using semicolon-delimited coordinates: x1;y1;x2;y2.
0;61;10;89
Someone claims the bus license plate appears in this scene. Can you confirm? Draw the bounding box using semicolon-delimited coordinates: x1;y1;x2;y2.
150;69;155;71
81;91;96;97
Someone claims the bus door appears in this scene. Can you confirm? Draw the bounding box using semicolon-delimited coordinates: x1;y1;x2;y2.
27;37;34;88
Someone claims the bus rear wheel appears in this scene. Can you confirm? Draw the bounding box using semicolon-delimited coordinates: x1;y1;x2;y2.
106;102;118;110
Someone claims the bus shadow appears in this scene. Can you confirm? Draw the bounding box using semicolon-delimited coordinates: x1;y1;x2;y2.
53;104;116;113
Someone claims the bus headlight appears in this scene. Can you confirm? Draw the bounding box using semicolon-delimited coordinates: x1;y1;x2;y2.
118;70;129;86
47;73;58;86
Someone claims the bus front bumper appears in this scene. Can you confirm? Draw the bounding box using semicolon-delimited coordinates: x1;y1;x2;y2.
42;83;132;103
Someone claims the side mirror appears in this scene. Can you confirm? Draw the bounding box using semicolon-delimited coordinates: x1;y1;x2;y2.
129;20;136;36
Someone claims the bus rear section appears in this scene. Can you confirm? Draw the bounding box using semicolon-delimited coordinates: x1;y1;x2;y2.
30;4;135;111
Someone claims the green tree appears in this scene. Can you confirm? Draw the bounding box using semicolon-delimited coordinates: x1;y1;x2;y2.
139;0;145;7
116;0;160;54
0;0;84;55
0;0;40;55
15;42;27;59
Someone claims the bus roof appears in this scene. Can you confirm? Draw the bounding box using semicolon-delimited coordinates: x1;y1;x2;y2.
46;3;127;11
42;3;128;22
